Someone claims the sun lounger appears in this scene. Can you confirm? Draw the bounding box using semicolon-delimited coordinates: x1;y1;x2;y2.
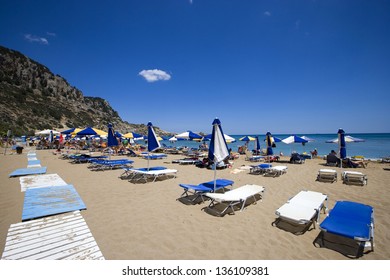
178;179;234;203
120;166;166;179
342;171;367;186
249;163;272;175
275;190;328;231
204;184;265;216
317;169;338;183
128;168;177;183
9;167;47;177
319;201;374;255
141;153;167;160
88;159;134;171
264;165;288;177
245;151;264;162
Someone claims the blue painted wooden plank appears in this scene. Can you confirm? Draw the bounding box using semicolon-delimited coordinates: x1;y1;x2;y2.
9;167;47;177
22;184;86;221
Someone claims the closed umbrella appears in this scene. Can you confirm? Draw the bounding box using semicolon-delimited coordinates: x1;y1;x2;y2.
107;123;118;159
265;132;275;156
254;136;261;154
147;121;161;170
208;118;229;191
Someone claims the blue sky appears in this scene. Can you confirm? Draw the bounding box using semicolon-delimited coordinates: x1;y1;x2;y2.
1;0;389;134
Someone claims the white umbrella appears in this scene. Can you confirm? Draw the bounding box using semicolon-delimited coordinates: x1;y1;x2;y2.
36;129;61;135
208;118;229;191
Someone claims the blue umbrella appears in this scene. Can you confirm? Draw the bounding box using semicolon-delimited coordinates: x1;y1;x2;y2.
147;121;161;170
254;136;261;153
265;132;274;156
76;127;98;136
107;123;119;159
107;124;118;146
338;128;347;160
208;118;229;191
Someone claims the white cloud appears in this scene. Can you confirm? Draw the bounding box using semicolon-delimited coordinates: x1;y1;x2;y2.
264;11;271;16
139;69;171;83
46;32;56;37
24;34;48;45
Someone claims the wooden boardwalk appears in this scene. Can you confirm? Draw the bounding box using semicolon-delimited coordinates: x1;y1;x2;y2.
19;173;67;192
1;211;104;260
22;184;86;221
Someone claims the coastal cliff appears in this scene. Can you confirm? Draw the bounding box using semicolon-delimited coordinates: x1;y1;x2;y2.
0;45;168;136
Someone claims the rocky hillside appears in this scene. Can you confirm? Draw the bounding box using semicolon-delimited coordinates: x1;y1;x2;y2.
0;45;169;136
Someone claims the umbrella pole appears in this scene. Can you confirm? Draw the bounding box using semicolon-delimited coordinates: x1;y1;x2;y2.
213;161;217;192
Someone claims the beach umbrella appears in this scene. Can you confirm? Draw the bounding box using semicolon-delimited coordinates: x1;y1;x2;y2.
301;135;315;142
107;124;119;156
325;135;365;144
147;121;161;170
175;130;202;140
36;129;60;135
203;133;236;143
254;136;261;153
282;135;308;145
123;132;144;139
239;135;256;142
338;128;347;160
265;132;275;156
169;136;177;142
76;127;108;136
208;118;229;191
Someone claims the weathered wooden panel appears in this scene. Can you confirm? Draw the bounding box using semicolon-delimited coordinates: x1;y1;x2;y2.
2;211;104;260
22;184;86;221
19;174;67;192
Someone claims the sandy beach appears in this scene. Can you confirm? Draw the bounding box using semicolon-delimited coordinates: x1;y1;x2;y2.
1;147;389;260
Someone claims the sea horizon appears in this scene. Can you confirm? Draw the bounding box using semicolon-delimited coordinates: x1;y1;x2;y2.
162;132;390;160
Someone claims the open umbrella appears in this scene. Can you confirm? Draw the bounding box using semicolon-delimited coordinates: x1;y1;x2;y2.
36;129;61;135
301;135;315;142
147;121;161;170
123;132;144;139
203;133;235;143
76;127;107;136
282;135;308;145
208;118;229;191
175;130;202;140
325;135;365;144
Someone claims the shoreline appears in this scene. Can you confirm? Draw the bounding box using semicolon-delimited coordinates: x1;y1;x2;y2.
1;147;390;260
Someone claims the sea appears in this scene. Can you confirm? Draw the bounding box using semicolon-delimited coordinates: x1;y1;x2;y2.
160;133;390;160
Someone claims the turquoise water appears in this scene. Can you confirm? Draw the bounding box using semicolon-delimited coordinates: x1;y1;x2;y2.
161;133;390;160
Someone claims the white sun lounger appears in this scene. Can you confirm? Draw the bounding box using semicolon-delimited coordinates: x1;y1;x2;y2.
317;169;337;183
204;184;265;216
342;171;367;186
264;166;288;177
129;168;177;183
275;190;328;230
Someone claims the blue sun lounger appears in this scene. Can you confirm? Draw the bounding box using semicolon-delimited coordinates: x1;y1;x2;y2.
319;200;374;254
9;167;47;177
179;179;234;203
